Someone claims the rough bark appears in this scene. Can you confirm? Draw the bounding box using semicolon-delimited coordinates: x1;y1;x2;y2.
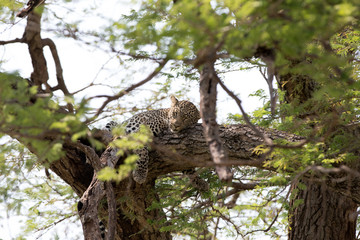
289;178;357;240
23;10;49;89
199;61;233;181
77;175;106;240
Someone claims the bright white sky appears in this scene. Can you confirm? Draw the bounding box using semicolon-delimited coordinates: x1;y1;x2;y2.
0;0;270;239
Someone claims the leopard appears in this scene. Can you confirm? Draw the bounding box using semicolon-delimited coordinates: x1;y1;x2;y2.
105;95;209;191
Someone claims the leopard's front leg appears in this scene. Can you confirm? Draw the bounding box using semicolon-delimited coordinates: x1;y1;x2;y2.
133;147;149;184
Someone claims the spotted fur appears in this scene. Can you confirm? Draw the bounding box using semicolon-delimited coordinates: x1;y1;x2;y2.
106;96;205;187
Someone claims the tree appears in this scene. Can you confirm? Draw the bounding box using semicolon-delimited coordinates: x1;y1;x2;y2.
1;0;360;239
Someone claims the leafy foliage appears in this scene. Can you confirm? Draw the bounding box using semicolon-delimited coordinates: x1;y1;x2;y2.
0;137;79;239
98;125;152;182
1;0;360;239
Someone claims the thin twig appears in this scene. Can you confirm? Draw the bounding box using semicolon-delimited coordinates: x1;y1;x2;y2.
70;82;111;95
113;49;165;63
259;63;278;117
87;59;168;122
215;75;273;146
245;185;290;237
35;214;76;239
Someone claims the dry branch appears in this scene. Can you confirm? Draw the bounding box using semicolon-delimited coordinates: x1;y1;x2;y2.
215;74;273;146
199;62;233;182
42;38;73;112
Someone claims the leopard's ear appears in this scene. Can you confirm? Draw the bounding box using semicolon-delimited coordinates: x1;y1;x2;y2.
170;95;179;107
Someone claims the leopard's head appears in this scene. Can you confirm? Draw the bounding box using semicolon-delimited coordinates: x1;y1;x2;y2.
168;95;200;132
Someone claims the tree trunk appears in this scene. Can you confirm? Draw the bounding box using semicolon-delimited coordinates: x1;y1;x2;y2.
272;53;359;240
289;178;357;240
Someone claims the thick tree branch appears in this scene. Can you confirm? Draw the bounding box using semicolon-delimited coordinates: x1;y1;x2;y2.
146;124;303;179
0;38;26;45
105;181;116;240
41;38;68;94
199;61;233;182
23;11;50;90
104;147;117;240
78;175;105;240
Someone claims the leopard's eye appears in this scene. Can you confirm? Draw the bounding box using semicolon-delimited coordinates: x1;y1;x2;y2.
172;111;178;118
